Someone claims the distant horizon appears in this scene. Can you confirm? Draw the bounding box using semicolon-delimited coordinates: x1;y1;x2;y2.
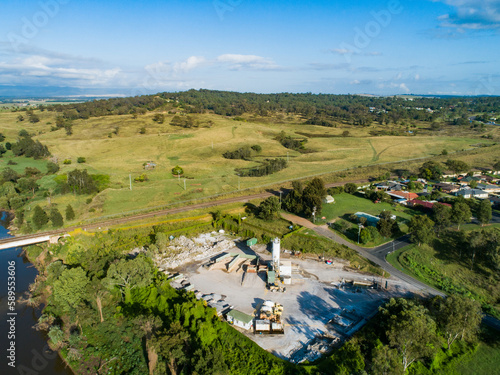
0;86;499;100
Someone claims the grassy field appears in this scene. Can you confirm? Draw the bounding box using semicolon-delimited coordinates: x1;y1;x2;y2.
0;151;49;174
387;239;500;318
455;328;500;375
1;107;499;223
318;193;416;222
316;193;419;246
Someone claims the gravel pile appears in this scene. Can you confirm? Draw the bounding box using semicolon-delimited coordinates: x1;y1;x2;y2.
154;232;234;269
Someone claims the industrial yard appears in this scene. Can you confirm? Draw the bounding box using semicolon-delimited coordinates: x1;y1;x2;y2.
168;233;417;362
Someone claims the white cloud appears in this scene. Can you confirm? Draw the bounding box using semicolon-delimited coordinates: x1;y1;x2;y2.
391;82;410;92
0;55;121;86
216;54;281;70
433;0;500;29
173;56;206;73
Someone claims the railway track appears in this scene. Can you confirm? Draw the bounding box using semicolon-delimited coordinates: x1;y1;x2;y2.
0;179;369;245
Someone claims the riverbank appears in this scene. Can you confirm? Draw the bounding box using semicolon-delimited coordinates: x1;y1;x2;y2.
0;212;72;375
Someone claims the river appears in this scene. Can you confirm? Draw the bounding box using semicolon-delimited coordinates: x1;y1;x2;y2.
0;212;72;375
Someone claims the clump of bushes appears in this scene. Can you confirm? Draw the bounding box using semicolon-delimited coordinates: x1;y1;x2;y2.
134;173;149;182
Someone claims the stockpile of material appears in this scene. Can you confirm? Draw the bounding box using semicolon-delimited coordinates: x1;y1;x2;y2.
154;232;234;269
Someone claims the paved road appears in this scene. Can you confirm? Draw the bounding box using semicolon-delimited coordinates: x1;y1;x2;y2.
282;212;500;330
471;211;500;225
282;213;444;296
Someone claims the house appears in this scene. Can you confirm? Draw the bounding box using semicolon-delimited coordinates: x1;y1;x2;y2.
477;183;500;193
433;183;459;193
387;191;419;201
226;310;254;330
459;176;480;185
409;200;452;210
374;181;402;191
484;175;500;183
323;195;335;204
441;173;457;179
455;189;489;199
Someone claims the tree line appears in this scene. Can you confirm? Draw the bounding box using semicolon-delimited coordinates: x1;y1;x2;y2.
16;89;500;127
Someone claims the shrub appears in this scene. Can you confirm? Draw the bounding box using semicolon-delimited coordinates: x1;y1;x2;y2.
65;205;75;221
327;186;344;195
46;161;59;174
223;146;252;160
344;183;357;194
63;159;71;165
77;157;86;163
172;165;183;175
134;173;149;182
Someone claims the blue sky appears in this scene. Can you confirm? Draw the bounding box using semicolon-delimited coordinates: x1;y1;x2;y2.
0;0;499;95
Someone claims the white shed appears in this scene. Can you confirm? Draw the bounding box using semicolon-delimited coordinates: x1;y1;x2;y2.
226;310;254;330
279;261;292;277
323;195;335;204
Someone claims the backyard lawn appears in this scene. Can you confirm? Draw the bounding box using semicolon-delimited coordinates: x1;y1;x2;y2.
316;193;420;246
318;193;416;223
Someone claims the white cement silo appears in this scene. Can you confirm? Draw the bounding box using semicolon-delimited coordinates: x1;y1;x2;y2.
272;237;280;268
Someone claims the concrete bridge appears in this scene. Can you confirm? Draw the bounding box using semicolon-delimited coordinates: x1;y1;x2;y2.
0;233;69;251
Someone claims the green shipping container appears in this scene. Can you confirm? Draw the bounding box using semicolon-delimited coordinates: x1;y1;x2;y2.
246;237;258;247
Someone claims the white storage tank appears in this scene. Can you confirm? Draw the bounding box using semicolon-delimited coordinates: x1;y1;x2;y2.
272;237;280;267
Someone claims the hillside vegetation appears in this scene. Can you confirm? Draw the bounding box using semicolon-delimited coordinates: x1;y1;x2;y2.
0;91;499;228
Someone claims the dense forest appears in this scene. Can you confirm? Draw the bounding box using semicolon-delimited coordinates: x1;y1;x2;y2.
20;90;500;127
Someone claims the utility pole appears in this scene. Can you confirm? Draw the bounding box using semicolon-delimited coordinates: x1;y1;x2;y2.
279;191;282;207
358;224;362;244
129;174;132;191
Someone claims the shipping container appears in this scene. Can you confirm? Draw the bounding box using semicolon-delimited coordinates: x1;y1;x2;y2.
246;237;258;246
